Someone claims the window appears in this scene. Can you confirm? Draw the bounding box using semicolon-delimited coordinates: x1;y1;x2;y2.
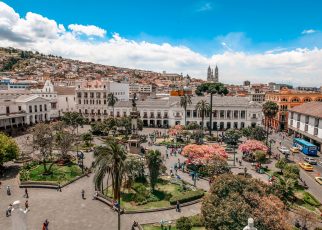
12;118;15;123
123;112;127;117
29;105;32;113
104;110;107;115
281;98;288;102
18;106;21;111
34;105;37;112
78;99;81;104
79;109;82;113
241;111;246;119
226;110;231;119
66;97;68;102
234;110;239;119
97;110;101;115
213;110;217;118
77;92;82;98
252;114;256;119
186;110;191;118
291;98;300;103
220;110;225;118
241;122;245;128
193;110;197;118
305;116;309;124
6;106;10;114
40;105;42;112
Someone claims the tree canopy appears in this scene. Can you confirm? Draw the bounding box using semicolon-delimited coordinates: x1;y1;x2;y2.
202;174;291;230
195;83;228;96
0;133;19;167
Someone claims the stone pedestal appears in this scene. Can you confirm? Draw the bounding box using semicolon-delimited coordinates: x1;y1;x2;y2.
11;200;28;230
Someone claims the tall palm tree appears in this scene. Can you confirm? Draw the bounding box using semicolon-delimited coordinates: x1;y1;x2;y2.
207;83;229;135
180;94;192;126
262;101;279;145
93;139;127;230
195;100;210;130
107;93;118;117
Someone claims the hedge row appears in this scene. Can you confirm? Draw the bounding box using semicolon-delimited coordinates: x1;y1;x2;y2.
303;192;320;207
169;189;204;205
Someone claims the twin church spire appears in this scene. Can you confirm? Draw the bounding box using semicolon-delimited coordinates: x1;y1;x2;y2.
207;65;219;83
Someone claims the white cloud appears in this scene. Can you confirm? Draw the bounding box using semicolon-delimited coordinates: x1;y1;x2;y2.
302;29;317;35
197;3;212;12
0;2;321;86
68;24;106;37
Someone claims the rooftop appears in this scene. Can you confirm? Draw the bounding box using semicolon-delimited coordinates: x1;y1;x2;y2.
289;102;322;119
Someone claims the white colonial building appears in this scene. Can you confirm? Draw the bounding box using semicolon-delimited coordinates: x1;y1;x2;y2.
77;94;263;129
0;95;51;133
129;83;153;94
288;102;322;150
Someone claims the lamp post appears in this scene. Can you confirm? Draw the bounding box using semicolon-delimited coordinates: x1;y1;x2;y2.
217;124;220;142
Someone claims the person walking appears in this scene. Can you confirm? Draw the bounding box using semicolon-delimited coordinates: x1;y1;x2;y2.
6;204;12;217
57;184;62;192
42;219;49;230
7;185;11;195
176;201;181;212
81;189;85;199
25;200;29;210
24;188;29;198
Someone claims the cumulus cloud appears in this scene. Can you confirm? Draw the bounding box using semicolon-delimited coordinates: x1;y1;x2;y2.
68;24;106;37
0;1;321;86
197;2;212;12
302;29;317;35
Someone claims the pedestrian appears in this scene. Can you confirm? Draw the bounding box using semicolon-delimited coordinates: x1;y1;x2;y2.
236;157;238;163
166;152;169;159
7;185;11;195
6;204;12;217
25;200;29;210
176;200;181;212
24;188;29;198
42;219;49;230
177;158;180;164
57;184;62;192
81;189;85;199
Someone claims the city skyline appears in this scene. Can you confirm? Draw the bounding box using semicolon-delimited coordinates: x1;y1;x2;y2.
1;0;322;86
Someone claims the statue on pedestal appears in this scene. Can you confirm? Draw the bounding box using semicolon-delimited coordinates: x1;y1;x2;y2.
11;200;28;230
243;218;257;230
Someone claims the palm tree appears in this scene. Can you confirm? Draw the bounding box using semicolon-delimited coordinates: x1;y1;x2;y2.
93;139;127;230
180;95;192;126
262;101;279;145
107;93;118;117
195;100;210;130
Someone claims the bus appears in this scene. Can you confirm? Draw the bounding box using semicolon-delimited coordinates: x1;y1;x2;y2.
293;138;318;156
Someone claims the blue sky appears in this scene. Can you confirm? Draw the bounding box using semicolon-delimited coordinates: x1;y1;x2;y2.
5;0;322;54
1;0;322;85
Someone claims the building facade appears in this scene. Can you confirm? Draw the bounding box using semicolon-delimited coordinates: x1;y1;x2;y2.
265;87;322;131
129;83;152;94
76;95;263;129
0;95;51;134
288;102;322;151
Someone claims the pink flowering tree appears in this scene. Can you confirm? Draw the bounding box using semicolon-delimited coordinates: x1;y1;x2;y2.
168;125;184;136
182;144;228;165
238;140;268;153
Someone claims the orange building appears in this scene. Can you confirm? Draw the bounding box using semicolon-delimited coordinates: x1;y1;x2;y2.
265;87;322;131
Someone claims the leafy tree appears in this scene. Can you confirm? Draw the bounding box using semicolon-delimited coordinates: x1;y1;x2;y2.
224;129;242;146
195;82;228;97
195;100;210;130
107;93;118;117
55;129;74;162
202;155;230;177
201;174;291;230
176;217;192;230
146;149;163;191
242;126;266;141
255;150;266;163
32;123;55;174
123;155;145;189
82;132;93;147
90;121;106;136
103;117;117;135
275;158;288;173
61;112;85;135
283;163;299;180
0;133;19;168
185;122;200;130
262;101;279;144
273;176;296;204
180;95;192;126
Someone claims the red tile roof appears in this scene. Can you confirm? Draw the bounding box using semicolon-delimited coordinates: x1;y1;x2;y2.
289;102;322;118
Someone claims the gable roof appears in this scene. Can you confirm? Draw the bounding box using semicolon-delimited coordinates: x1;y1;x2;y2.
289;102;322;119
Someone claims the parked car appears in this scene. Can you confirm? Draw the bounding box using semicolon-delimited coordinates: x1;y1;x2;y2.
299;162;314;171
290;147;299;153
315;177;322;185
278;146;290;154
304;157;317;165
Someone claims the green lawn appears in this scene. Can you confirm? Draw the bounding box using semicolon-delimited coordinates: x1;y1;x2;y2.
21;163;82;184
105;179;203;211
142;224;204;230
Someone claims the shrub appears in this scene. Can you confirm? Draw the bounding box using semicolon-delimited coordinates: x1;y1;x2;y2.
189;214;204;227
170;190;204;205
176;217;192;230
303;192;320;207
255;150;266;163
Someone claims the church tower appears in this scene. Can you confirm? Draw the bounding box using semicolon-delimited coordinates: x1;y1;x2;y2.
214;65;219;83
207;65;212;81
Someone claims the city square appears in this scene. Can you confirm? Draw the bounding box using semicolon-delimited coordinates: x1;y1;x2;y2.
1;1;322;230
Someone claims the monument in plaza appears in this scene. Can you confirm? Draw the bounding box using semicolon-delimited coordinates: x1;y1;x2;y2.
128;93;141;154
243;218;257;230
11;200;28;230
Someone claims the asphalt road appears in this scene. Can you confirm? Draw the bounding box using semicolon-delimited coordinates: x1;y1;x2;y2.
270;132;322;202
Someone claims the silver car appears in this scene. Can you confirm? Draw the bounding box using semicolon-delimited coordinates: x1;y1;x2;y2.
304;157;317;165
278;146;290;155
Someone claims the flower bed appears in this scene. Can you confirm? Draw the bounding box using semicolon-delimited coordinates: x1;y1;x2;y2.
238;140;268;153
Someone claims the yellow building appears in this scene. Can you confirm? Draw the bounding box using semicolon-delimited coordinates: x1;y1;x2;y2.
265;88;322;130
